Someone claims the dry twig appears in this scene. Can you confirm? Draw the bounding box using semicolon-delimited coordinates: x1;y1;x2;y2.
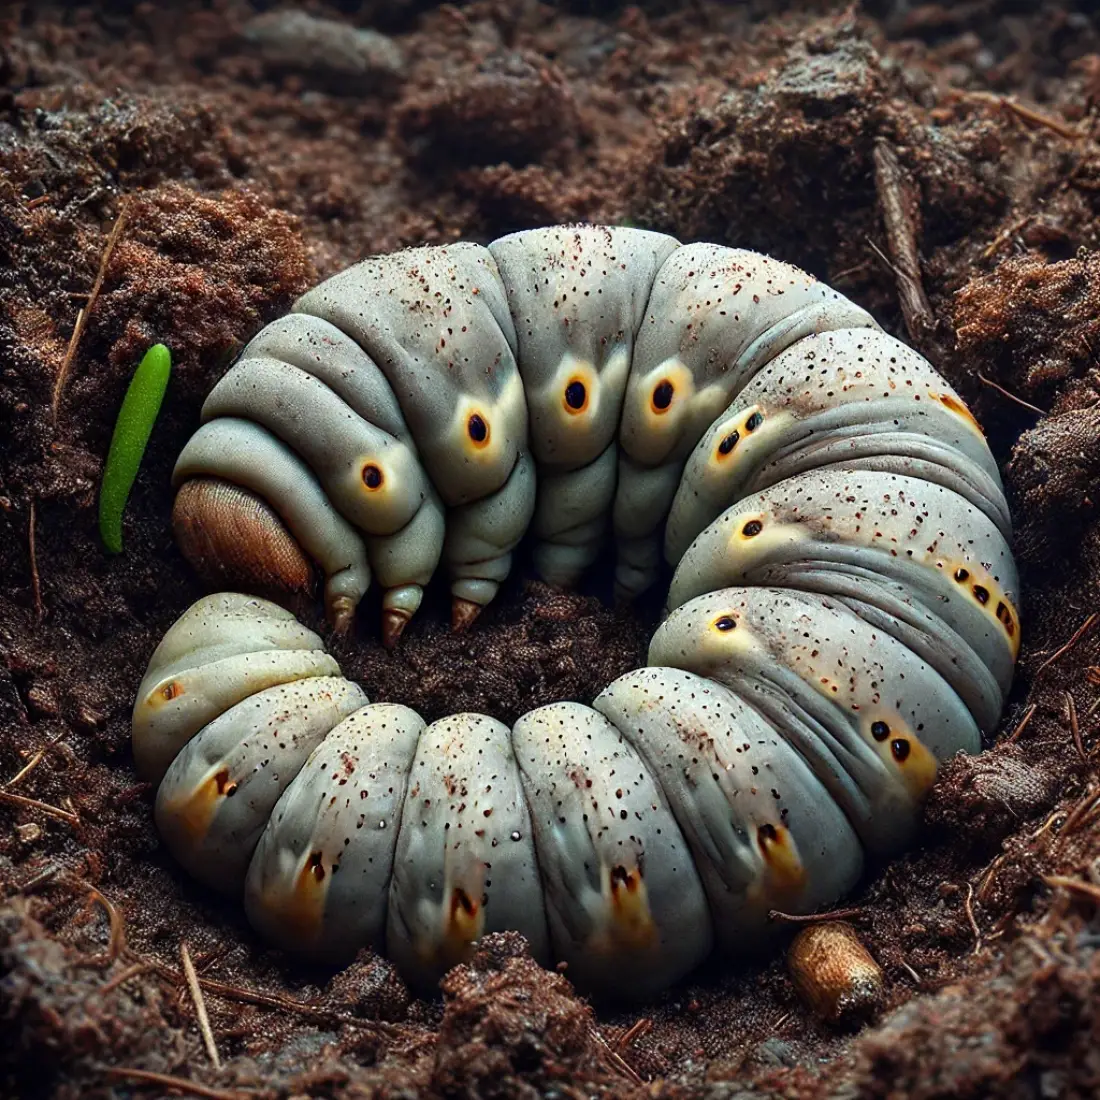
96;961;161;997
873;138;935;344
977;372;1048;416
964;882;982;954
589;1027;645;1087
28;499;43;620
1035;613;1098;679
181;941;222;1070
1065;691;1087;762
85;885;127;964
102;1067;254;1100
769;905;866;924
982;214;1036;260
5;730;68;789
963;90;1081;141
1004;702;1038;746
151;966;408;1039
51;194;131;425
1043;874;1100;905
0;788;80;826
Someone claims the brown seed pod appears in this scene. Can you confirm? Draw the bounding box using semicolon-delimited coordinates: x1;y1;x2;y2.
787;921;884;1024
172;477;314;606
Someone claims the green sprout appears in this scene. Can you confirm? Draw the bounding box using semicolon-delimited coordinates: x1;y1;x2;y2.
98;343;172;554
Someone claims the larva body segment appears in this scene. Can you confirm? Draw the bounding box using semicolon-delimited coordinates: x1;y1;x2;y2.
665;469;1019;732
132;593;341;784
664;327;1012;566
593;667;864;955
141;226;1022;1001
488;226;680;585
386;712;551;991
512;702;713;998
201;355;433;539
293;242;531;626
612;243;880;600
648;587;981;854
155;675;369;891
244;702;426;961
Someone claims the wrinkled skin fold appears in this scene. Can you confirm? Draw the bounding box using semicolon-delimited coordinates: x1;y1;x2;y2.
136;226;1019;1001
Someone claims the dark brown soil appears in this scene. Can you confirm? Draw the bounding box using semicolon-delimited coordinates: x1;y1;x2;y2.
2;2;1100;1097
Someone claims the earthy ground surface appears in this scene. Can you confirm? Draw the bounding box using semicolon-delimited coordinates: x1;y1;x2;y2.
2;1;1100;1097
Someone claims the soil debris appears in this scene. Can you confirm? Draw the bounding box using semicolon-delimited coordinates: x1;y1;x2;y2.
3;2;1100;1098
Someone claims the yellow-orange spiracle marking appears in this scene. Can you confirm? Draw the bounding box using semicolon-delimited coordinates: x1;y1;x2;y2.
161;681;183;701
361;463;384;490
713;614;737;632
467;412;490;448
930;390;983;434
650;379;675;415
563;378;588;414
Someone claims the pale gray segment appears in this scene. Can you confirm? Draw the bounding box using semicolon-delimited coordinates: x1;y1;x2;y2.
611;243;879;598
244;703;425;962
173;418;373;625
531;442;616;587
132;648;340;785
386;712;551;991
665;469;1019;732
648;587;982;855
594;667;864;953
488;224;680;469
292;241;528;508
155;677;368;893
489;226;679;580
612;455;685;601
512;701;713;999
241;312;411;442
665;328;1010;564
202;356;433;536
142;593;323;680
444;451;537;608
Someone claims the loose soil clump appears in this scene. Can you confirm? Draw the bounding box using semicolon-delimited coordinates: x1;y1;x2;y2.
2;3;1099;1098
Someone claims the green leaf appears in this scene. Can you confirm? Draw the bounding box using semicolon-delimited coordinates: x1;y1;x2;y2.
98;343;172;554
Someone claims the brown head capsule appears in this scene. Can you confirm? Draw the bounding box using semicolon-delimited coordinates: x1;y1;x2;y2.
172;477;314;608
787;921;884;1024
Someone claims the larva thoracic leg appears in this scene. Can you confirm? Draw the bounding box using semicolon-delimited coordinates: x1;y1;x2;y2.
172;419;373;636
293;242;533;632
140;226;1021;1002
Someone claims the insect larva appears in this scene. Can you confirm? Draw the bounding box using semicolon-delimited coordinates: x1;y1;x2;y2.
134;225;1020;1001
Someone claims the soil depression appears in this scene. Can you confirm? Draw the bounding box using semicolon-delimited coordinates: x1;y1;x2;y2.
2;2;1100;1097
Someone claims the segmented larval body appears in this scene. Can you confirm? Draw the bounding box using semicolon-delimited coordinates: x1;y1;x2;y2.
136;225;1019;1000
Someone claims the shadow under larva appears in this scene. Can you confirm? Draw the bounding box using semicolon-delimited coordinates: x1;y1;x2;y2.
131;224;1020;1002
